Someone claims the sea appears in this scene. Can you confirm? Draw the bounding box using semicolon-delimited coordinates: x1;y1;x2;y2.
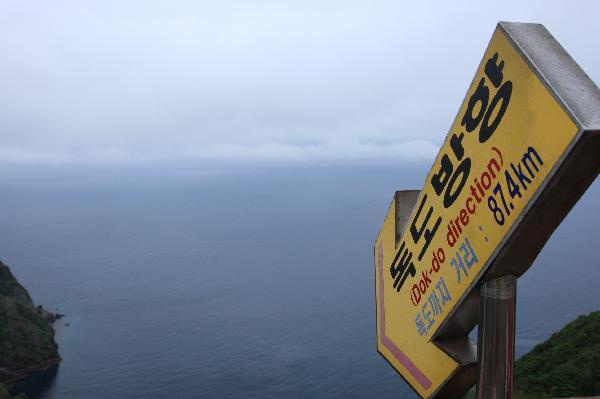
0;163;598;399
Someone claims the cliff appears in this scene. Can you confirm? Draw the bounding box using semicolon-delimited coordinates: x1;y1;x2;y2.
515;311;600;398
0;384;28;399
0;260;61;384
462;311;600;399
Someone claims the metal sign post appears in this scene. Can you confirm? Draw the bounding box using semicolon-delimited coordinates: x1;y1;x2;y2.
477;276;517;399
375;22;600;398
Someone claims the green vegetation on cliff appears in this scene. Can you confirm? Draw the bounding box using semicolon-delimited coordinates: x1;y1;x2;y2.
0;260;60;384
0;384;28;399
462;311;600;399
515;311;600;398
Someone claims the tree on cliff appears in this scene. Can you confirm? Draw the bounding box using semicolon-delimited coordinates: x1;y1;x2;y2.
515;311;600;398
463;311;600;399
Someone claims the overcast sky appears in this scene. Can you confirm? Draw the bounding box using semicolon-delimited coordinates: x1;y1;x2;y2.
1;0;599;165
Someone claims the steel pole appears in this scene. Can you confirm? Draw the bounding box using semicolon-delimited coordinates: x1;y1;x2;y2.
476;275;517;399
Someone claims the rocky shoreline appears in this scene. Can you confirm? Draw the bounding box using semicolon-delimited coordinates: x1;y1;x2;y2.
36;306;64;325
0;350;61;385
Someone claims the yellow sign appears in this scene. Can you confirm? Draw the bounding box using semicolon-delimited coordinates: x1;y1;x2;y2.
375;23;582;398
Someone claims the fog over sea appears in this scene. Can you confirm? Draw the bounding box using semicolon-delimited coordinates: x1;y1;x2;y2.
0;164;598;399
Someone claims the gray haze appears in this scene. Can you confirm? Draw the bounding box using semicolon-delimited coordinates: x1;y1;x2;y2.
1;0;599;165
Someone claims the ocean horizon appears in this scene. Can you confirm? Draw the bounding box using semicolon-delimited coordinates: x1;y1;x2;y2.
1;164;598;398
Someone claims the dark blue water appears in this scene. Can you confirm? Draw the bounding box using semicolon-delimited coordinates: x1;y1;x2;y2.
0;165;598;399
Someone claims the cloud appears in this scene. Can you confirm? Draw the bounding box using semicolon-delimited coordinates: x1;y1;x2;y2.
0;140;439;165
183;140;439;162
0;0;598;165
